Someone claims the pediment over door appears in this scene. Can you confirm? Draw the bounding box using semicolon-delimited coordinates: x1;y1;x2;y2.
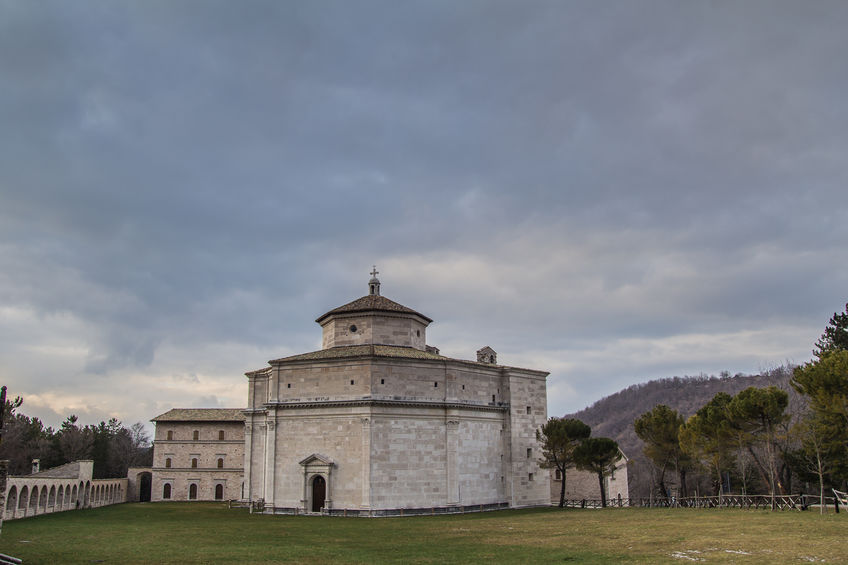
299;453;334;467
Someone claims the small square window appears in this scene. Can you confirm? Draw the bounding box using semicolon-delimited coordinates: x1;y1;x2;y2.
287;383;291;388
350;380;355;385
380;379;385;384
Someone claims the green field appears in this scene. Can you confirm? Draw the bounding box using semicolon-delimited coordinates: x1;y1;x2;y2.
1;503;846;564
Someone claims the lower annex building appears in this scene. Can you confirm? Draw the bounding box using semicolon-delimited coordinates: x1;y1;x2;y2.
150;271;551;514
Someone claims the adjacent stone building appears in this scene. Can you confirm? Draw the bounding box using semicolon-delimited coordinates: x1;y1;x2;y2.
549;452;629;506
150;409;245;502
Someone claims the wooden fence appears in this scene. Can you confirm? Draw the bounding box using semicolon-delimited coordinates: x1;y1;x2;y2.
558;493;840;511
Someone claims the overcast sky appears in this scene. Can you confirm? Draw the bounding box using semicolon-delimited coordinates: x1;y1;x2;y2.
2;1;847;432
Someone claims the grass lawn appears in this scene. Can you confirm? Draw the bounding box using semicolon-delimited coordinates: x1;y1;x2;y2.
1;503;846;564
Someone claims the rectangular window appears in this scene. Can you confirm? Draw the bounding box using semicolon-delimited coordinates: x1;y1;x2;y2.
350;380;354;385
526;448;532;458
492;395;496;402
287;383;291;388
218;430;225;440
526;406;531;415
434;382;438;387
193;430;199;440
380;379;384;385
166;431;173;441
528;473;534;481
555;469;562;480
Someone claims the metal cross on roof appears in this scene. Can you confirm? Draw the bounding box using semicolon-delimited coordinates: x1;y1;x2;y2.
370;266;379;278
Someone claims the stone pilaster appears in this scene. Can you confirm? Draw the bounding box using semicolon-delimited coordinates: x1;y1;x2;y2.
360;416;371;509
264;419;277;507
243;422;253;500
446;418;460;505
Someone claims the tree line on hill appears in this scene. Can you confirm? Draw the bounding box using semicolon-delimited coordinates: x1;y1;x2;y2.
562;302;848;502
632;304;848;505
0;398;152;478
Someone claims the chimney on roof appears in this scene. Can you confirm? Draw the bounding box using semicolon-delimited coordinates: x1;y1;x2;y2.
31;459;40;474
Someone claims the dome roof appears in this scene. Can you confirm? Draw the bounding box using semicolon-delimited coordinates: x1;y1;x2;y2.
315;294;432;324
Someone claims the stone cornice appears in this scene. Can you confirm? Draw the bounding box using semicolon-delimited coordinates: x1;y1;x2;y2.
262;398;510;412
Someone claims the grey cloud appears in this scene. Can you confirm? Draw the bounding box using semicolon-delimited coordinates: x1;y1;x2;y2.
1;1;847;426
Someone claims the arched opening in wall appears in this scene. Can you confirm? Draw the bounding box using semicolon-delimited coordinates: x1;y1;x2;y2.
72;484;79;505
311;475;326;513
163;483;171;499
29;487;38;512
48;485;56;508
189;483;198;500
18;486;28;510
84;481;91;507
57;485;64;508
6;486;17;515
39;486;47;509
215;484;224;500
138;472;152;502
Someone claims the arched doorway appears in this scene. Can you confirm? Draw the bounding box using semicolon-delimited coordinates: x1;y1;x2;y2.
138;472;152;502
311;475;326;513
189;483;198;500
215;484;224;500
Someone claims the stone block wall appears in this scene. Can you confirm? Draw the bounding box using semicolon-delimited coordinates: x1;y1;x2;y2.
321;314;427;350
151;421;245;502
506;369;550;507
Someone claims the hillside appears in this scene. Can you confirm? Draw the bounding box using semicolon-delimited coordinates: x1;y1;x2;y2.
564;366;796;497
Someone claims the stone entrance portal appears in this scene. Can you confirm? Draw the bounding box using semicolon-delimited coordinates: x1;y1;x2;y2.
311;476;326;512
299;453;334;514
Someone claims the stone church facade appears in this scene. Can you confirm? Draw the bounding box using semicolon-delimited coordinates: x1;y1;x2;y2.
150;272;551;514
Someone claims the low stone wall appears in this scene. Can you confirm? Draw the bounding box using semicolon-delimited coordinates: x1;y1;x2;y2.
2;460;128;521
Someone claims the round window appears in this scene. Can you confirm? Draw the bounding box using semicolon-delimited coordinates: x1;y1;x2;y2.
349;325;357;333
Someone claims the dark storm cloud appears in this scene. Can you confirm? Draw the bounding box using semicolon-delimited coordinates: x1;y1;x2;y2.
1;1;847;427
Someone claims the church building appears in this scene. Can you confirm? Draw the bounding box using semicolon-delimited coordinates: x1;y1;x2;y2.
148;270;551;514
243;270;550;515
